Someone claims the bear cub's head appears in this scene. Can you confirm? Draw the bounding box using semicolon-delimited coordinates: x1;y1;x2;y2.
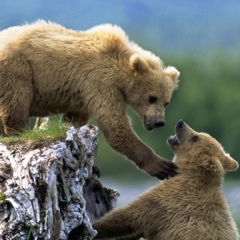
168;120;239;178
126;54;180;131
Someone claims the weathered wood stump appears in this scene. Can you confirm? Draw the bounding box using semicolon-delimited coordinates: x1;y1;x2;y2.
0;125;119;240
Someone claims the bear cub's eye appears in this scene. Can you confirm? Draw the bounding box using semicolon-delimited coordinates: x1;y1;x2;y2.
149;96;157;104
190;136;198;143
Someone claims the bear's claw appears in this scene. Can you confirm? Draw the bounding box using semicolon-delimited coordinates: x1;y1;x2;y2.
153;160;178;180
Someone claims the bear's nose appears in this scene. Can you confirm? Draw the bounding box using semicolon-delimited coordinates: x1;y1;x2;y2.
155;120;165;128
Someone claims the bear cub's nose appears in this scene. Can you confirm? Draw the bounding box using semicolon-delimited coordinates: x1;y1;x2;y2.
176;119;184;128
155;120;165;128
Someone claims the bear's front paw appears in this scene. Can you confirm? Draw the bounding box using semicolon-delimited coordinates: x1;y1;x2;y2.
147;158;178;180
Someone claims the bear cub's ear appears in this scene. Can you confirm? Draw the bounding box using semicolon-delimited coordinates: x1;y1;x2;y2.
223;154;239;171
130;54;148;73
201;157;224;173
163;66;180;86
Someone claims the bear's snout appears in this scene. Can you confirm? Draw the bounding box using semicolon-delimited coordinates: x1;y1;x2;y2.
144;116;165;131
174;120;196;143
176;119;184;129
175;120;188;141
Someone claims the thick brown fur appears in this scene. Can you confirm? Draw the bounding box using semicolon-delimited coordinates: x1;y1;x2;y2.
93;120;239;240
0;21;180;179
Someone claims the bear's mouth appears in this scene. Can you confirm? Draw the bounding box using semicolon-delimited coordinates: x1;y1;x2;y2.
167;135;180;146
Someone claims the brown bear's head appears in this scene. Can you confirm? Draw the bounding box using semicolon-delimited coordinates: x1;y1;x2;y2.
126;54;180;131
168;120;239;179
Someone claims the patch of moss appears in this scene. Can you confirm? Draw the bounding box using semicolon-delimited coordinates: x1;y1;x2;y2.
0;118;70;145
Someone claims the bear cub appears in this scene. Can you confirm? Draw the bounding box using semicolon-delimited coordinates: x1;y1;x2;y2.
0;21;180;179
92;120;239;240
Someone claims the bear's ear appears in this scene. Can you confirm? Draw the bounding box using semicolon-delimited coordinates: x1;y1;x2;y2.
223;154;239;171
200;157;223;173
163;66;180;86
130;54;148;74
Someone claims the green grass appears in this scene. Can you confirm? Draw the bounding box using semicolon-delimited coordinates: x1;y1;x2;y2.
0;117;70;143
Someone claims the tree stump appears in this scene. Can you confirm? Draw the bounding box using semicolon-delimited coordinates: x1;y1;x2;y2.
0;125;119;240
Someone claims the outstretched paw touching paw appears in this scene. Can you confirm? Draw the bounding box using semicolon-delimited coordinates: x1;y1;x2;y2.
144;158;178;180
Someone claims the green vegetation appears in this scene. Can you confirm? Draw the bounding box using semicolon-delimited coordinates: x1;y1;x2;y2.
0;193;5;200
26;225;37;240
0;116;69;144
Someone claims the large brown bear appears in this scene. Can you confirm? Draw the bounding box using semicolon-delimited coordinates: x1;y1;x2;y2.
0;21;179;179
93;120;239;240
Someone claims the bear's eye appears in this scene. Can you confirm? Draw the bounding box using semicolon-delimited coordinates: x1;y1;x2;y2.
164;102;169;108
190;136;198;143
149;96;157;104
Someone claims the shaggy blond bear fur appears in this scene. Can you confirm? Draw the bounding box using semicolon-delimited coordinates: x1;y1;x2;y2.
93;120;239;240
0;21;180;179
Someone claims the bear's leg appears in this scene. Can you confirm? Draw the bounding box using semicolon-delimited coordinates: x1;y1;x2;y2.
0;120;4;136
62;112;90;127
1;96;32;135
97;113;177;180
0;55;33;135
0;82;33;135
92;207;138;239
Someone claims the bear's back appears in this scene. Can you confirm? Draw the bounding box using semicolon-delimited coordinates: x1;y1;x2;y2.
142;177;239;240
0;20;161;72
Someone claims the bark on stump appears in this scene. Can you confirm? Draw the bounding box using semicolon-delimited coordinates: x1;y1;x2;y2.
0;125;119;240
